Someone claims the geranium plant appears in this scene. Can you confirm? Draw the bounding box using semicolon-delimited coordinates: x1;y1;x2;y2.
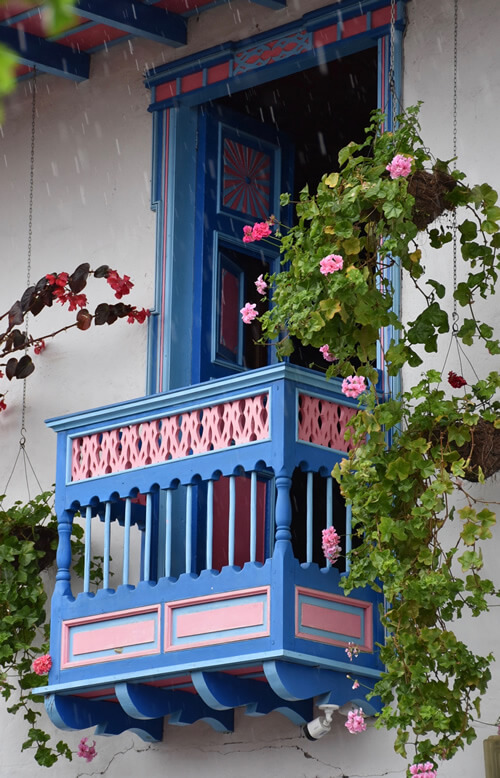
242;105;500;773
0;490;104;767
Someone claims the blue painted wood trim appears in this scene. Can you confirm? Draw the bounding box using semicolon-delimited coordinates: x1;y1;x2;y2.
46;363;355;432
145;0;408;90
0;25;90;81
75;0;187;47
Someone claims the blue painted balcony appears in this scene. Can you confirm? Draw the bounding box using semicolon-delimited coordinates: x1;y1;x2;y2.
41;364;383;740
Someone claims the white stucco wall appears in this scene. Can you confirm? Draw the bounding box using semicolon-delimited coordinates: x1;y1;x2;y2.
0;0;499;775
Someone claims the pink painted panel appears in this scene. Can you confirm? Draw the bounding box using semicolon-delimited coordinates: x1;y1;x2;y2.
181;71;204;93
301;603;361;639
176;601;264;638
298;394;356;452
313;23;338;48
156;80;177;102
207;62;230;84
372;6;392;27
71;393;269;480
165;586;270;651
295;586;373;651
72;619;156;656
341;14;367;38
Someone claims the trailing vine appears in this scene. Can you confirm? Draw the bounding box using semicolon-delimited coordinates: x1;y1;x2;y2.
243;105;500;772
0;490;103;767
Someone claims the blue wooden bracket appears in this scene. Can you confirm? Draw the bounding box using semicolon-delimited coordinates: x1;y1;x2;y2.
264;661;349;702
75;0;187;47
192;670;310;725
115;682;233;733
45;694;162;742
245;697;312;726
0;25;90;81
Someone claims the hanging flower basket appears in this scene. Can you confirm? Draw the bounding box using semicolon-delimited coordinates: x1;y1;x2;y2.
457;418;500;482
407;168;457;230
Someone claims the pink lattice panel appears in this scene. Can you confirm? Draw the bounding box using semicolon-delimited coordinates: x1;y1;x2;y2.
298;394;356;452
71;394;269;481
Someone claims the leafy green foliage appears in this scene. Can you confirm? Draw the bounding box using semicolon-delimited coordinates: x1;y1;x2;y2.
334;373;500;767
257;105;500;771
259;106;500;377
0;490;102;766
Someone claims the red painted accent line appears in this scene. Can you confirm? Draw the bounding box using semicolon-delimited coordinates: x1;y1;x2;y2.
372;6;392;27
156;80;177;102
313;24;337;48
181;71;204;93
72;619;156;656
165;586;270;651
207;61;230;84
342;14;367;38
176;601;264;638
301;603;361;639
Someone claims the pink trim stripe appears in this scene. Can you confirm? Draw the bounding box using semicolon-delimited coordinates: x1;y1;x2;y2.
176;601;264;638
301;603;361;639
72;619;156;656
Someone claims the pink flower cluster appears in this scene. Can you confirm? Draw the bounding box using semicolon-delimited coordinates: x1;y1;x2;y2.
106;270;134;299
255;274;268;295
32;654;52;675
322;526;341;564
77;737;97;763
243;222;272;243
345;708;366;734
127;308;151;325
33;339;46;355
410;763;437;778
345;642;360;661
386;153;413;179
241;302;258;324
46;273;88;311
319;254;343;275
342;375;367;398
319;344;336;362
352;679;360;689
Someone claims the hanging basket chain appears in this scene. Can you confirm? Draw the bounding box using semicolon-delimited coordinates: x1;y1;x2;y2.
20;68;37;448
452;0;459;333
389;0;397;130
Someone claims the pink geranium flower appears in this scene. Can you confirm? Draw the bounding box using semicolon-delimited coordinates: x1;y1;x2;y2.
78;737;97;763
345;642;360;661
386;153;413;179
322;526;341;563
345;708;366;734
255;274;268;295
242;222;272;243
319;254;343;275
240;302;258;324
32;654;52;675
319;344;336;362
342;375;367;399
352;679;360;689
410;762;437;778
